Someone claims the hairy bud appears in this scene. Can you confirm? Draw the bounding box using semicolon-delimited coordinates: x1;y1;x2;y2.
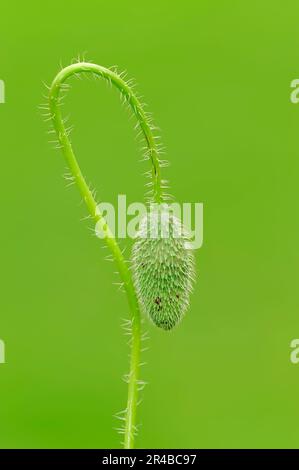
131;206;195;330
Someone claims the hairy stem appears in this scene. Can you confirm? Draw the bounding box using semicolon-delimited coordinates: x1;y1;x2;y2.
48;62;162;448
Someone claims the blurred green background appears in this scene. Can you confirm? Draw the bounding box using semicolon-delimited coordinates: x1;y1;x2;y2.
0;0;299;449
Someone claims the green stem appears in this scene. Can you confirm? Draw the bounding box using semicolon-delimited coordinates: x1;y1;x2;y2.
48;62;162;449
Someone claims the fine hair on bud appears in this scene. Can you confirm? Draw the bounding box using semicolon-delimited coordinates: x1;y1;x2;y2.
131;204;195;330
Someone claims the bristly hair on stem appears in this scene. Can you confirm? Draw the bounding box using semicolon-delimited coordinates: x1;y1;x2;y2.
46;60;165;449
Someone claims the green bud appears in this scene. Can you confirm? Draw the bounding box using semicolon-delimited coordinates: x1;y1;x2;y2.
131;206;195;330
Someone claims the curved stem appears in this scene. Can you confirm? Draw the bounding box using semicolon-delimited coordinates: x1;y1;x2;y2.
48;62;160;448
49;62;163;203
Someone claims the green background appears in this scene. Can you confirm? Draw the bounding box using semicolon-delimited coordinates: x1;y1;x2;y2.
0;0;299;449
